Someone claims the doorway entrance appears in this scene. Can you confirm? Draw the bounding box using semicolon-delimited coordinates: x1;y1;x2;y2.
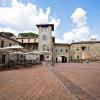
40;55;44;61
62;56;67;63
56;56;67;63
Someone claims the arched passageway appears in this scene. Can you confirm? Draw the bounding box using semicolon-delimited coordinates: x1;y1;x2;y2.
56;56;67;63
40;55;44;61
62;56;67;63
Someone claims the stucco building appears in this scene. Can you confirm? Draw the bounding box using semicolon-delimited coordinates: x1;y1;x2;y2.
70;41;100;62
0;24;100;63
0;34;21;64
16;24;100;63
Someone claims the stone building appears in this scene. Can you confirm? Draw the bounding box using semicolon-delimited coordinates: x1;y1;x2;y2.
16;24;100;63
54;43;70;63
36;24;54;61
1;24;99;63
0;34;20;48
0;34;21;64
70;41;100;62
16;37;38;51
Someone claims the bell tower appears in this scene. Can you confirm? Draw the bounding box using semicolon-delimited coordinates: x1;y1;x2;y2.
36;24;54;61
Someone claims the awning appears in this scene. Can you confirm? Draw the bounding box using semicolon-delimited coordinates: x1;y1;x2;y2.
0;45;23;50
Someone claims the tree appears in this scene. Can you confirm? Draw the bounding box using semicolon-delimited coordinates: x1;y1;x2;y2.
18;32;38;38
0;32;14;38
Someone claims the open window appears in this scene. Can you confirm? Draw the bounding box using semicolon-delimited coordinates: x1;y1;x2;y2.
81;46;86;51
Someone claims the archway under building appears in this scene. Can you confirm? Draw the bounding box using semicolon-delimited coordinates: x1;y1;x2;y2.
62;56;67;63
56;56;67;63
40;55;44;61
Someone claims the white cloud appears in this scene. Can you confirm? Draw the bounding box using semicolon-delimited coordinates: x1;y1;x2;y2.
49;17;60;29
0;0;60;36
62;8;100;43
71;8;87;27
63;26;90;43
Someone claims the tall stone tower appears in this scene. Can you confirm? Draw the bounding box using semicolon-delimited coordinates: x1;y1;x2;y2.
36;24;54;61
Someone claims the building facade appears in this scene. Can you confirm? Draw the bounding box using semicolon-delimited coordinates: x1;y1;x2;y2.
54;43;70;63
1;24;100;63
0;34;21;64
36;24;54;61
0;34;20;48
16;24;100;63
16;37;38;51
70;41;100;62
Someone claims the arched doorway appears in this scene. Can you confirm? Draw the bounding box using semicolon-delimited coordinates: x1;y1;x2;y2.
62;56;67;63
56;56;67;63
40;55;44;61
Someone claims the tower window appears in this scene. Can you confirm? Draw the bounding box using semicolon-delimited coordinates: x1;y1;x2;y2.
42;35;47;41
44;28;48;31
42;28;48;31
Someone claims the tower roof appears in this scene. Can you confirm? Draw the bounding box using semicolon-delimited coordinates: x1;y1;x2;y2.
36;24;54;31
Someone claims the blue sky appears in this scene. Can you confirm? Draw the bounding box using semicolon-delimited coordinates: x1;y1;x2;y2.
0;0;100;43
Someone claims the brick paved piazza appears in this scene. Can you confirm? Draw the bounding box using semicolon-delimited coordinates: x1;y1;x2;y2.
0;63;100;100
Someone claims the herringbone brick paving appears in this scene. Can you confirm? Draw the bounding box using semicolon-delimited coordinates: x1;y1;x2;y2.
0;63;100;100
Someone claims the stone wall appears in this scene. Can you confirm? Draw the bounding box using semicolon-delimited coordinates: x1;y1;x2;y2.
0;36;19;48
54;44;70;62
70;42;100;62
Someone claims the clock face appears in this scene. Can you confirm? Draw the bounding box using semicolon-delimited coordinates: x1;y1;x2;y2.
42;44;49;51
42;35;47;41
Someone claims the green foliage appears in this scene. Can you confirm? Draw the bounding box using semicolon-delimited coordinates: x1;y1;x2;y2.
0;32;14;38
18;32;38;38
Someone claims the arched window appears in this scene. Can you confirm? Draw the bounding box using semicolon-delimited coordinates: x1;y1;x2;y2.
66;49;68;53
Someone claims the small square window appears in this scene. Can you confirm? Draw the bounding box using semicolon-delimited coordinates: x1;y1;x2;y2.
44;28;48;31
